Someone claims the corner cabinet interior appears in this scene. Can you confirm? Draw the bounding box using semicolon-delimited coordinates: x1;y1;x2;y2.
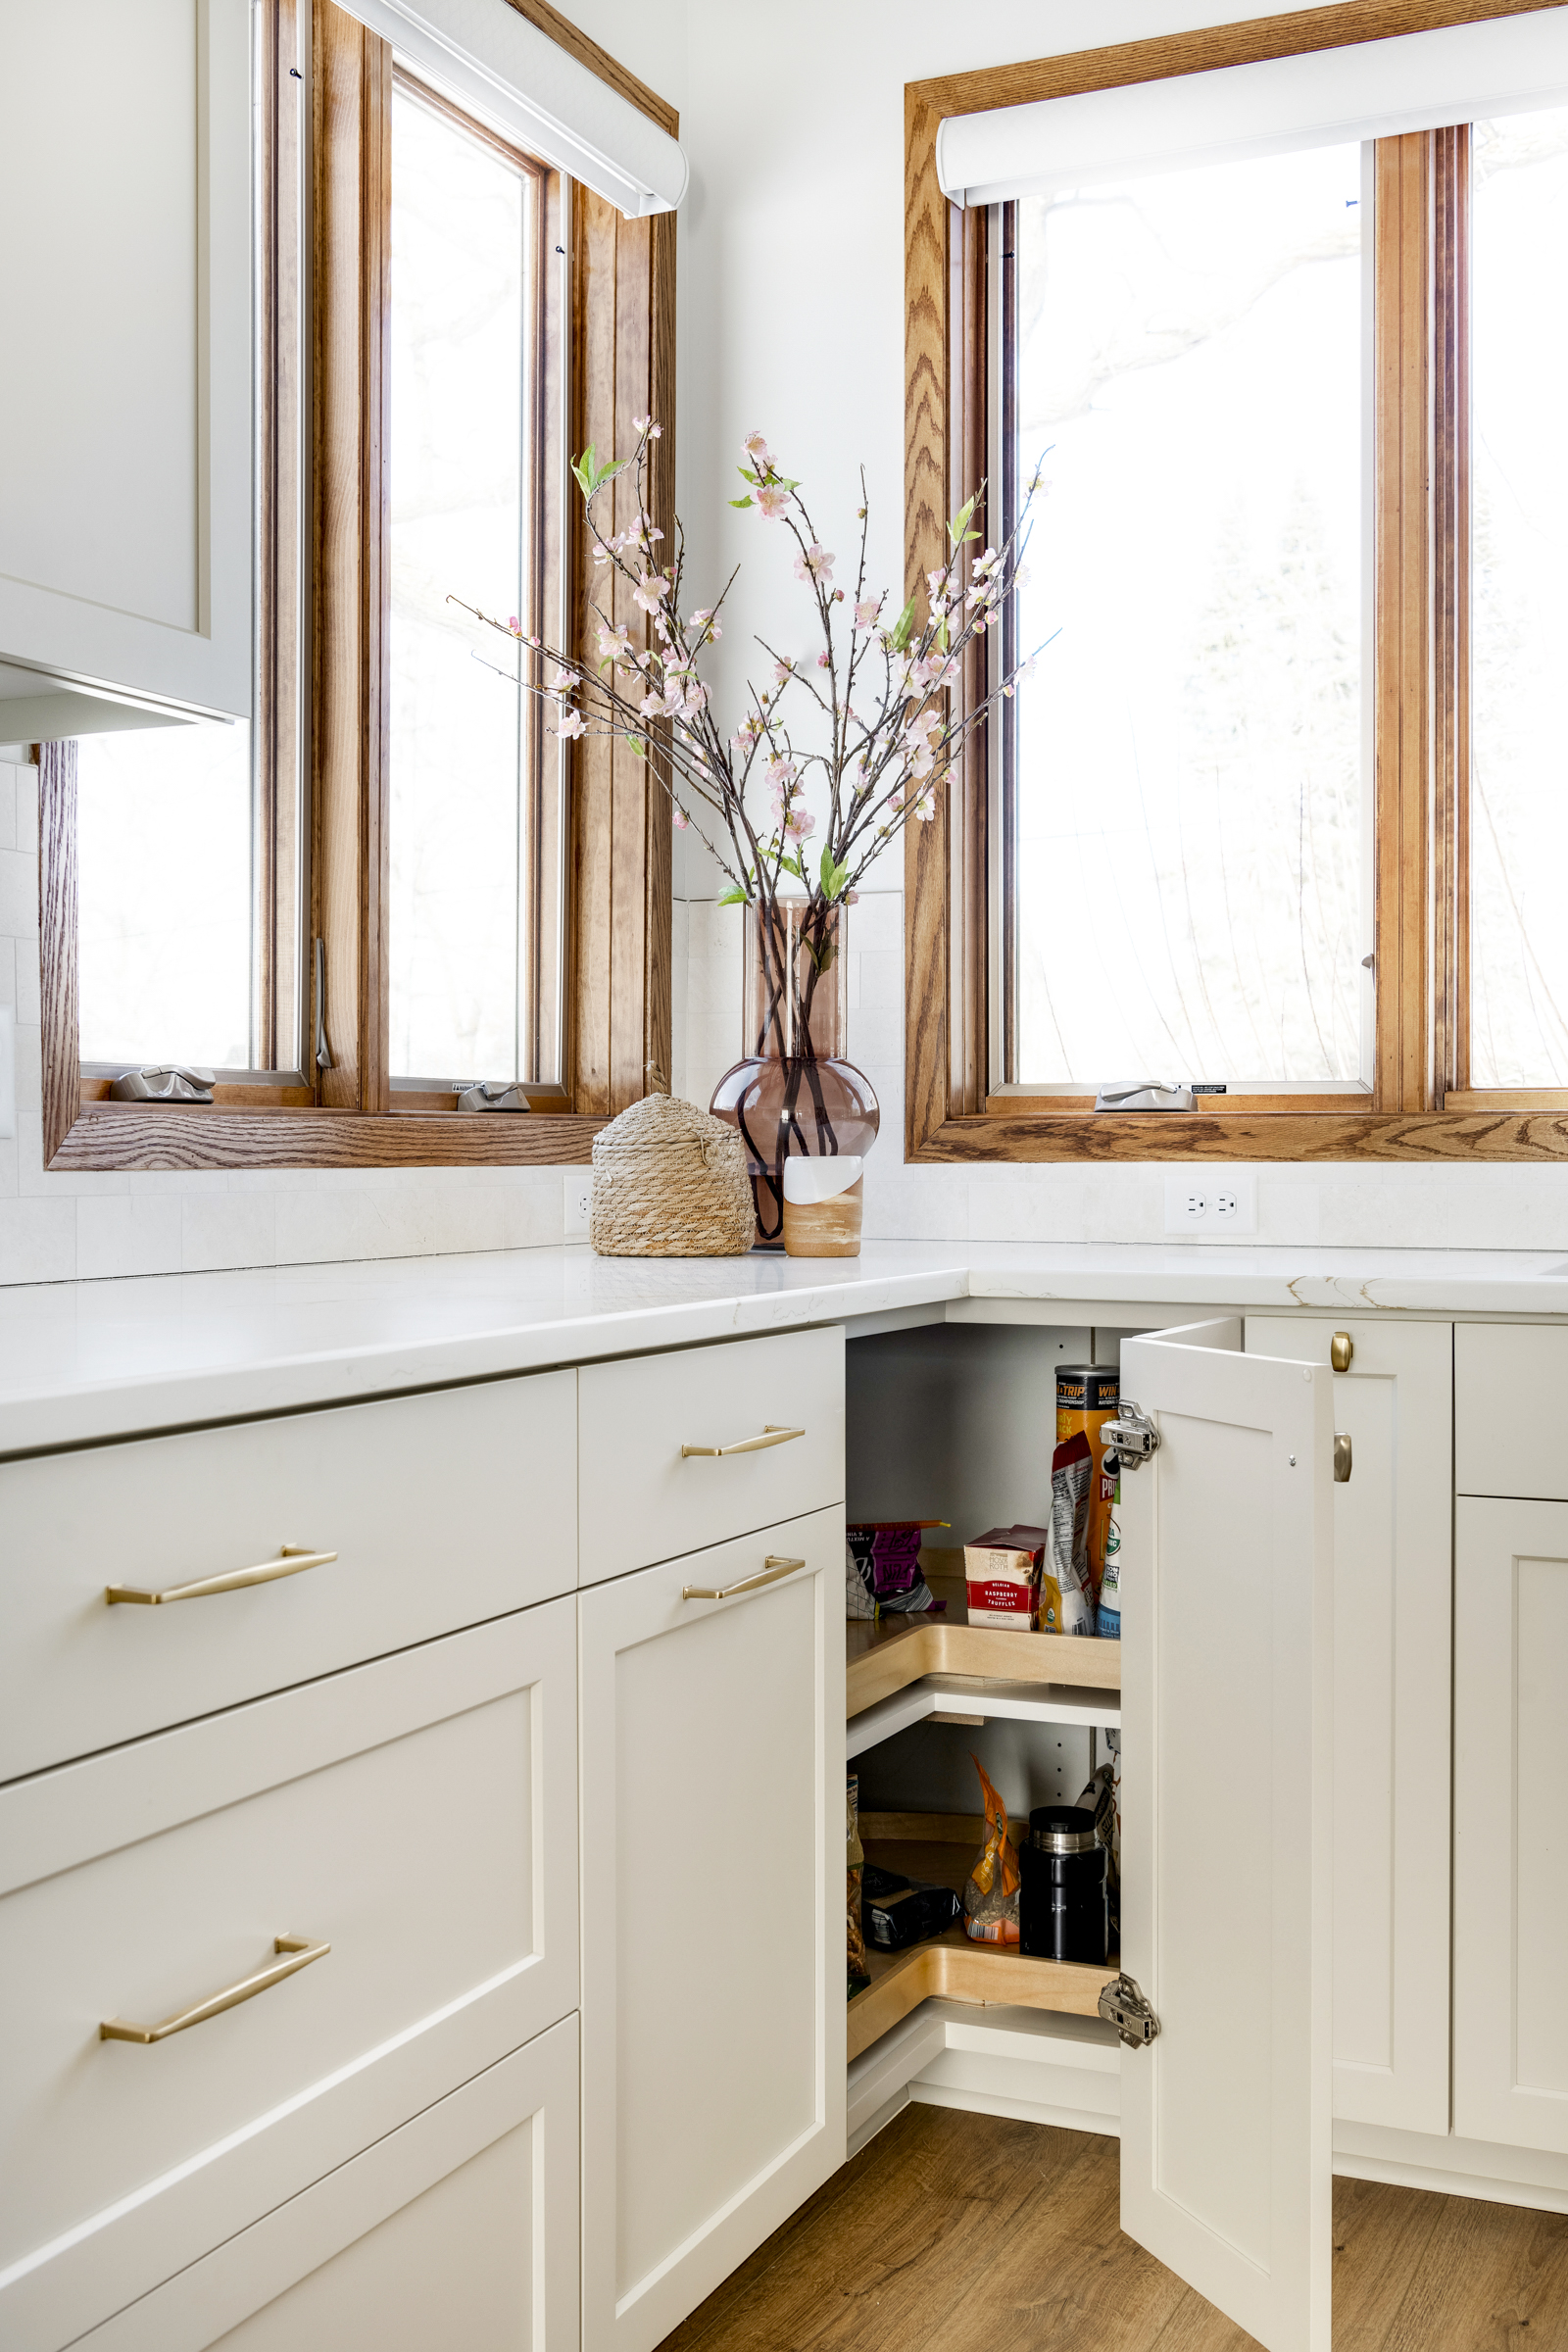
0;0;254;733
844;1309;1340;2352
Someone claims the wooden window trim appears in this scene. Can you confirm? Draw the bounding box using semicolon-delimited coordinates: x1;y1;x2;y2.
40;2;676;1175
905;0;1568;1165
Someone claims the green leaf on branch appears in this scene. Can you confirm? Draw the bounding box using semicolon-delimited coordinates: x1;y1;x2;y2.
717;884;751;906
624;733;646;759
890;595;917;653
818;847;853;904
729;495;755;509
947;494;979;547
571;443;628;499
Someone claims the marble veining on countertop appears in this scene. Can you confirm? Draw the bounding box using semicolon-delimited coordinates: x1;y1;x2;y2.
1;1238;1566;1456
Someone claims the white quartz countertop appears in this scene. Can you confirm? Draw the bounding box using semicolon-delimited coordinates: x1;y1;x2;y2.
2;1238;1566;1456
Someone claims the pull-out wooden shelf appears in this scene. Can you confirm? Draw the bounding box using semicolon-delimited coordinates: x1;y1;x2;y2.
847;1570;1121;1720
848;1820;1118;2064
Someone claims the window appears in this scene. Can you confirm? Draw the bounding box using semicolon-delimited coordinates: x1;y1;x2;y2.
1468;106;1568;1089
1000;146;1368;1095
41;0;676;1171
388;78;564;1094
75;0;306;1088
905;4;1568;1160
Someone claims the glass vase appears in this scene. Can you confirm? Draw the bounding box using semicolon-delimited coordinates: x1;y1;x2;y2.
709;900;880;1251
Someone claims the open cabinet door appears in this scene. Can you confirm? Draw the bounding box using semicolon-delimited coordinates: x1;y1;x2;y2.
1114;1319;1334;2352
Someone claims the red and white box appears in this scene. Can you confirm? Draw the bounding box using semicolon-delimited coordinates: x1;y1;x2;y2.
962;1525;1049;1630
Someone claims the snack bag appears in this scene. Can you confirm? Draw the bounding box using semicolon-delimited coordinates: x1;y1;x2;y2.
962;1755;1021;1945
1077;1740;1122;1933
1047;1432;1098;1635
847;1773;869;1994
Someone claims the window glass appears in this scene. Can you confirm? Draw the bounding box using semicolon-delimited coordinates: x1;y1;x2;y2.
77;722;255;1069
1007;144;1366;1089
389;85;544;1085
1469;106;1568;1087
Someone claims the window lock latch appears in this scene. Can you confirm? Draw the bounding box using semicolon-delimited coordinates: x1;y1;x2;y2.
456;1081;531;1113
109;1065;216;1103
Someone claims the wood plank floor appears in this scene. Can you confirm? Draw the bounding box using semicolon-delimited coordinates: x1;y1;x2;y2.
656;2107;1568;2352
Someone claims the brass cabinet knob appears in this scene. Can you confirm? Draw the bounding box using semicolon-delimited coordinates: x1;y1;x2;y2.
1334;1432;1353;1484
1330;1331;1353;1373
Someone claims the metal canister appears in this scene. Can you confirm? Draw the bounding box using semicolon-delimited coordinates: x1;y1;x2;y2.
1019;1803;1109;1964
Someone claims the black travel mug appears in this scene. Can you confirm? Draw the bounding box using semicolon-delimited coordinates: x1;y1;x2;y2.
1019;1803;1109;1964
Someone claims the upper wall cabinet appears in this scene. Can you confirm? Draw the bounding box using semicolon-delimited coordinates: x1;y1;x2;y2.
0;0;253;737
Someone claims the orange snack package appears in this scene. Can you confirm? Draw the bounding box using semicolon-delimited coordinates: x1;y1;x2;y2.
962;1755;1021;1945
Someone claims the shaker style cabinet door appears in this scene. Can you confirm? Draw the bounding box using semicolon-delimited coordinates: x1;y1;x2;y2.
0;0;253;726
1453;1496;1568;2155
577;1509;846;2352
1117;1320;1334;2352
1247;1317;1452;2133
65;2019;579;2352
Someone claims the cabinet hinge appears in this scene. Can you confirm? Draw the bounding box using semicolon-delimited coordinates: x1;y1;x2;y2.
1102;1403;1159;1473
1099;1972;1160;2048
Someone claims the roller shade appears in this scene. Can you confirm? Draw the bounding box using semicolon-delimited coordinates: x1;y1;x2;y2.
332;0;686;215
937;6;1568;207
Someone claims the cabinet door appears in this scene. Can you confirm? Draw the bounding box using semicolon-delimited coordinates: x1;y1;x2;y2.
1118;1321;1334;2352
68;2020;579;2352
1248;1317;1451;2133
578;1509;845;2352
0;0;252;723
1454;1496;1568;2154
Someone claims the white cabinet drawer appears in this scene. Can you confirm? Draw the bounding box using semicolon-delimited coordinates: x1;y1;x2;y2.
577;1329;844;1585
0;1372;576;1781
1456;1324;1568;1497
0;1602;577;2352
69;2021;580;2352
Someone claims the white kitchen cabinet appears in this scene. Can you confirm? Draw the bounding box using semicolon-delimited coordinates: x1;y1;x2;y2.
577;1508;846;2352
0;1370;579;1781
1248;1316;1452;2133
1116;1319;1335;2352
0;0;253;731
577;1326;845;1584
1453;1495;1568;2156
67;2020;579;2352
0;1602;577;2352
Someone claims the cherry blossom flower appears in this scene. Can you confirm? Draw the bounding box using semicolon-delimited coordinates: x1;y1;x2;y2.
755;483;793;520
794;543;835;585
784;803;816;841
691;608;722;643
914;789;936;822
597;622;633;664
852;597;882;634
816;652;830;669
742;428;773;469
554;709;588;740
672;805;689;830
632;414;662;438
772;656;796;688
632;570;671;616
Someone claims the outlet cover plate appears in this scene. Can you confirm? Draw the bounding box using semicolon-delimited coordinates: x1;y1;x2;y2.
564;1171;592;1241
1163;1168;1257;1238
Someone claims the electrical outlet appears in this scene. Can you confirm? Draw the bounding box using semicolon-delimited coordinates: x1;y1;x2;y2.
565;1172;592;1240
1163;1170;1257;1237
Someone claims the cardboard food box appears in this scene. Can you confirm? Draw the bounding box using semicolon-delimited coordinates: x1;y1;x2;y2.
963;1523;1051;1630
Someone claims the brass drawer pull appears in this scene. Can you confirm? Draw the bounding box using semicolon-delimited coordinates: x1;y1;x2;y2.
106;1544;337;1607
100;1934;329;2043
680;1425;805;1459
1335;1432;1353;1483
683;1554;806;1602
1331;1331;1354;1373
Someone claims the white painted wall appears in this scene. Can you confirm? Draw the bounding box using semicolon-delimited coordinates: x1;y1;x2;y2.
2;0;1565;1283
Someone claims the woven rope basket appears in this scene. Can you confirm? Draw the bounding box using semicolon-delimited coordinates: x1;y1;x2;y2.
590;1087;755;1257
